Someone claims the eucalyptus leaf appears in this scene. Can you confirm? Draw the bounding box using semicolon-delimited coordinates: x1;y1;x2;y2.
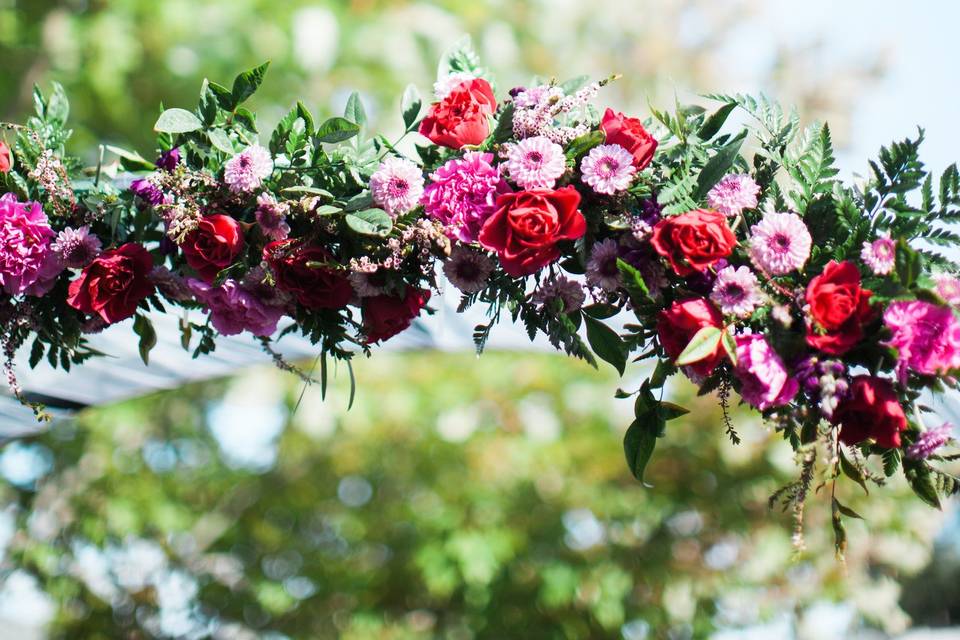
345;208;392;236
154;108;203;134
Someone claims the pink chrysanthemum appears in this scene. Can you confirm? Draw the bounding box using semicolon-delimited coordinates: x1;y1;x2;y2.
503;136;566;190
370;156;425;218
580;144;637;195
255;194;290;241
707;174;760;217
884;300;960;377
907;422;954;460
0;193;61;296
935;274;960;305
433;72;476;100
188;278;283;337
586;239;623;292
860;232;896;275
51;226;102;269
224;144;273;193
748;212;812;275
422;152;511;243
710;265;765;318
533;275;586;313
442;246;494;293
733;334;799;410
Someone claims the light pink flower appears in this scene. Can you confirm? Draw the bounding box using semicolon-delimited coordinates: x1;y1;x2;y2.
433;72;476;100
255;194;290;241
707;174;760;217
884;300;960;377
443;246;494;293
906;422;954;460
51;226;102;269
503;136;566;190
748;212;811;275
422;152;511;243
224;145;273;193
710;265;765;317
733;334;798;410
585;239;622;291
188;278;284;337
370;156;425;217
580;144;636;195
934;274;960;305
861;233;896;275
0;193;61;296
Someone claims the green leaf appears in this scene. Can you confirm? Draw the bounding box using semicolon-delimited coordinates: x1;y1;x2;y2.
46;82;70;125
401;84;422;131
565;130;605;161
674;326;722;366
208;129;235;154
833;499;864;520
623;419;657;486
133;314;157;366
839;447;868;494
316;117;361;143
154;108;203;134
616;258;651;301
895;239;922;288
281;186;334;199
437;34;485;79
698;102;736;141
720;328;738;367
344;91;367;128
658;402;689;421
694;133;745;200
649;360;674;389
345;208;392;236
104;145;156;171
583;314;627;375
905;459;942;509
231;61;270;106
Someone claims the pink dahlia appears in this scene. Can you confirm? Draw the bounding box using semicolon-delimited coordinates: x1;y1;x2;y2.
51;226;102;269
733;334;799;410
906;422;954;460
884;300;960;376
422;152;511;243
585;239;622;292
748;212;811;275
224;145;273;193
707;174;760;217
443;245;494;293
188;278;284;337
370;156;425;217
255;194;290;241
503;136;566;190
580;144;636;195
0;193;62;296
710;265;765;317
936;274;960;305
860;232;896;275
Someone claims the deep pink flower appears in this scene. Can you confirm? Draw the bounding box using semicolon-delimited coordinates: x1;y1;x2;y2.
884;300;960;377
422;152;511;243
0;193;62;296
732;334;798;410
188;278;284;337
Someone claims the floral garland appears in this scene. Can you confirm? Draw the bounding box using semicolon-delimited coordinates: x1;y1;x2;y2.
1;39;958;549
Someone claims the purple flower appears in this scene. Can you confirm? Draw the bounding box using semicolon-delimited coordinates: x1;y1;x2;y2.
156;147;181;172
188;278;284;337
370;156;425;217
0;193;62;296
51;226;102;269
149;266;193;302
255;194;290;241
748;212;811;275
503;136;566;190
580;144;637;195
586;239;622;292
443;246;494;293
130;178;164;205
224;145;273;194
907;422;954;460
533;275;585;313
422;152;511;243
707;173;760;217
733;334;798;410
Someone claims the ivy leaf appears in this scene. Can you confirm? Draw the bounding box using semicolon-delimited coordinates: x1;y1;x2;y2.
658;402;689;420
623;419;657;486
316;117;361;143
133;314;157;366
675;326;722;366
401;84;422;131
345;208;392;237
583;313;627;375
154;108;203;134
344;91;367;128
231;61;270;106
694;133;745;200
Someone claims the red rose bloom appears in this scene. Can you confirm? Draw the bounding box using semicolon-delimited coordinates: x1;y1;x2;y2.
478;186;586;277
0;141;11;174
263;240;352;310
833;376;908;448
600;108;658;170
805;260;874;355
182;214;244;282
657;298;726;377
418;78;497;149
67;243;155;324
363;287;431;344
650;209;736;276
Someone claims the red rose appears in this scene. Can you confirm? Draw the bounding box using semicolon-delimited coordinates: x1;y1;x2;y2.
600;108;658;170
833;376;907;448
0;141;11;174
656;298;726;377
182;214;244;282
805;260;874;355
418;78;497;149
263;240;352;310
67;243;155;324
478;186;586;277
650;209;736;276
363;287;431;344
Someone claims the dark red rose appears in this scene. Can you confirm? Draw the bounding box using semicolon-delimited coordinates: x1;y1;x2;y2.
600;108;658;170
418;78;497;149
478;186;586;277
657;298;726;377
0;141;11;174
650;209;736;276
363;287;431;344
182;214;244;282
805;260;874;355
833;376;907;448
263;240;352;310
67;243;155;324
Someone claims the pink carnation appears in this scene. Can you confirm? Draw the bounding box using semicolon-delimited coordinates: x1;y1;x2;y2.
733;334;798;410
422;152;511;243
0;193;63;296
884;300;960;377
188;278;284;337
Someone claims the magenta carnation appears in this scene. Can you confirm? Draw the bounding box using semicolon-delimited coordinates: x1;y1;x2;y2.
0;193;63;296
188;278;284;337
422;152;511;243
733;334;799;410
884;300;960;377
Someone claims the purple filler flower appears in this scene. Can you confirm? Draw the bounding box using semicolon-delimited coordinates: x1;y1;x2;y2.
130;178;164;205
733;334;799;410
422;152;511;244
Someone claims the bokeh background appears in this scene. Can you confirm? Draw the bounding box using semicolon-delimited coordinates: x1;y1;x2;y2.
1;1;959;638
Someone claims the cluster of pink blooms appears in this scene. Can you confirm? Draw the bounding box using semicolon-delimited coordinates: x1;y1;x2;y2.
224;145;274;194
733;334;799;410
422;152;510;243
860;233;896;275
511;82;601;145
0;193;62;296
884;300;960;378
188;277;284;337
907;422;954;460
254;194;290;241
